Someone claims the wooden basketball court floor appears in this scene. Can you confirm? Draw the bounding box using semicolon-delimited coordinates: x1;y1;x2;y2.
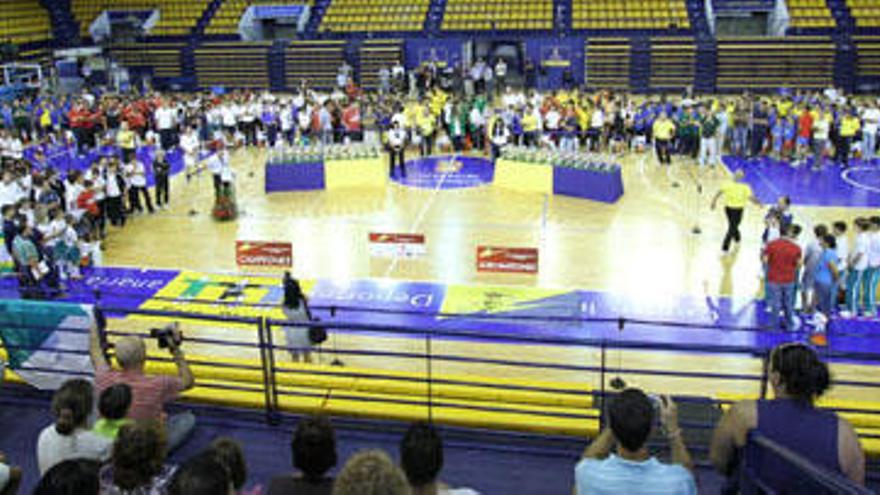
98;147;880;402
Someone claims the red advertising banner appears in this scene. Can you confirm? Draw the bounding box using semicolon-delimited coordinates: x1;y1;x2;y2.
369;233;426;258
476;246;539;274
235;241;293;267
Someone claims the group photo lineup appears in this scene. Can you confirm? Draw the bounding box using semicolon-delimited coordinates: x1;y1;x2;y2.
0;0;879;493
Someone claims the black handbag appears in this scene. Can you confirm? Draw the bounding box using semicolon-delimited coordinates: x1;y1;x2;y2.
305;304;327;345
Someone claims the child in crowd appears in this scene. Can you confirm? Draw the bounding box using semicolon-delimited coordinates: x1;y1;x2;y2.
208;437;263;495
93;384;133;440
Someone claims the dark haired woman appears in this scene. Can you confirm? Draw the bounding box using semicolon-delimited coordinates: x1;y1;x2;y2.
37;379;111;475
34;459;101;495
100;422;176;495
281;272;314;363
268;415;337;495
710;343;865;491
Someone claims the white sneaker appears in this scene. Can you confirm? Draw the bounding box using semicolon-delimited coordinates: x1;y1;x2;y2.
839;310;853;319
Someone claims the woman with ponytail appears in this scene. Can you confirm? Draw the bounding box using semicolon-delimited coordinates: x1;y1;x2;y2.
710;343;865;491
37;378;111;475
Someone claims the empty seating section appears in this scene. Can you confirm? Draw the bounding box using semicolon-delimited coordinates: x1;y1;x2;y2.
441;0;553;31
321;0;429;33
572;0;690;30
786;0;835;29
359;40;404;90
855;36;880;80
71;0;209;37
716;37;835;91
0;1;50;45
649;38;695;91
585;38;631;89
195;42;271;89
285;41;345;90
848;0;880;28
208;0;312;35
109;43;185;78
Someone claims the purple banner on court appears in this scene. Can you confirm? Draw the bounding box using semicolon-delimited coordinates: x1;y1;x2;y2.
265;162;325;193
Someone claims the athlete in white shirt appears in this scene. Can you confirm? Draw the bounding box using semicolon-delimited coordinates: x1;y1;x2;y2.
861;102;880;163
865;217;880;316
843;218;872;317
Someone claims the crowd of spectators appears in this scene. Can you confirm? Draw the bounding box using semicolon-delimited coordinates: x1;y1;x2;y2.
0;341;866;494
1;71;878;298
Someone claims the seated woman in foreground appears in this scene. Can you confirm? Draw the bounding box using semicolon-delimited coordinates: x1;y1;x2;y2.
710;342;865;491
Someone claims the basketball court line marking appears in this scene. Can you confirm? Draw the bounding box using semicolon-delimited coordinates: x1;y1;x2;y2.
383;163;451;277
841;167;880;194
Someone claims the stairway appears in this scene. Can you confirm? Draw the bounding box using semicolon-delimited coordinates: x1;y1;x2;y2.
630;37;651;93
39;0;80;47
554;0;573;33
269;41;288;91
305;0;332;37
686;0;713;40
194;0;225;38
425;0;447;35
826;0;855;35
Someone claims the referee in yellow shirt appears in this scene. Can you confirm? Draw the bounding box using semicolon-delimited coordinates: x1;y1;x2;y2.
711;170;762;253
837;109;861;168
652;111;676;165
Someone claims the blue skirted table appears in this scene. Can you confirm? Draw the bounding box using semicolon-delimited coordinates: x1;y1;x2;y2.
265;157;387;193
494;159;624;203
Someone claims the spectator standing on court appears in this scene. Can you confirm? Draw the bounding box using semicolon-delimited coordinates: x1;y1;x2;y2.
153;149;171;210
710;343;864;491
837;108;860;168
763;224;803;330
388;121;407;178
861;101;879;164
813;234;841;316
801;224;829;314
652;111;675;166
865;216;880;316
843;218;872;317
89;322;196;453
711;170;762;254
698;105;720;168
574;389;696;495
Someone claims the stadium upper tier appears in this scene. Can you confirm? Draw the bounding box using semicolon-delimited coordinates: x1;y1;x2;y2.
849;0;880;29
441;0;554;31
320;0;430;33
208;0;315;35
572;0;691;31
70;0;210;37
786;0;836;29
0;0;51;45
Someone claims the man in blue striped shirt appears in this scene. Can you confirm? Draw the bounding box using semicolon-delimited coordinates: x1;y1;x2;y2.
574;389;697;495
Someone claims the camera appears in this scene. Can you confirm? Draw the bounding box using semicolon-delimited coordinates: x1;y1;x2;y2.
150;322;182;350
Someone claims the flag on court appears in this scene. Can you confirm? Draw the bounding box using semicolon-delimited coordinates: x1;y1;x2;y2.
0;232;13;274
0;300;94;390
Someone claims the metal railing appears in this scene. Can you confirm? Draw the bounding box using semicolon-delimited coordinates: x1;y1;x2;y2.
2;295;879;484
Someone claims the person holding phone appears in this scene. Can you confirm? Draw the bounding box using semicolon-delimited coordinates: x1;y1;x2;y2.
574;389;696;495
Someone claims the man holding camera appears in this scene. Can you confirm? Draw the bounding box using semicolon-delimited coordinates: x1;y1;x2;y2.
574;388;697;494
89;322;196;453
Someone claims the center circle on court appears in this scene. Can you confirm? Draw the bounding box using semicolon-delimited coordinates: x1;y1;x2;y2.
391;156;495;189
841;167;880;194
